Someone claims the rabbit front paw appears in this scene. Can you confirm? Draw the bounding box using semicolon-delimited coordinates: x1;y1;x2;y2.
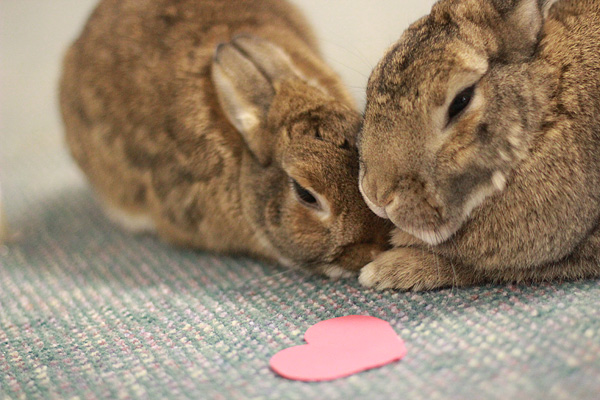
359;247;473;291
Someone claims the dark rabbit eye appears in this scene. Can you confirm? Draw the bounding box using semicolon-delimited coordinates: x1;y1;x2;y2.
291;179;319;208
448;85;475;122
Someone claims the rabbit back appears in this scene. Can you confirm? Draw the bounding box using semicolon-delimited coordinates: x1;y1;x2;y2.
61;0;324;250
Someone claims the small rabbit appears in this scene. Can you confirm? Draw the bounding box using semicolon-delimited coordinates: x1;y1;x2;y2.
60;0;391;277
358;0;600;290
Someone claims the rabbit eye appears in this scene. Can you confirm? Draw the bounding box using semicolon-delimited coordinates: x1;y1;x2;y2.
448;85;475;122
291;179;320;209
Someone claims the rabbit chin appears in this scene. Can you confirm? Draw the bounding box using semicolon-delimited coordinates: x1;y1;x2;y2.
360;185;457;245
396;223;458;246
360;190;457;245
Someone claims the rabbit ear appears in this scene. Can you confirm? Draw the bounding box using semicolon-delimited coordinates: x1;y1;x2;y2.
212;36;303;165
497;0;547;58
232;35;306;83
541;0;560;18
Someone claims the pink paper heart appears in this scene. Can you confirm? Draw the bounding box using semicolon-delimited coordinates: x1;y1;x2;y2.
270;315;406;381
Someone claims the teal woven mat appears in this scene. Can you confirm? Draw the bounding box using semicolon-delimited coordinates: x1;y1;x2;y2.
1;125;599;400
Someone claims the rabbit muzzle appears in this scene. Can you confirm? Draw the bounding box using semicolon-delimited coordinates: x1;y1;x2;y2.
359;164;464;246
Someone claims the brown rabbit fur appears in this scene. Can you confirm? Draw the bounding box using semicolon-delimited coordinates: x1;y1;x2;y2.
60;0;391;276
358;0;600;290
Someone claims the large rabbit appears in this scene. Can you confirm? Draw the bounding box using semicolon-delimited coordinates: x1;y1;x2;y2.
358;0;600;290
60;0;391;277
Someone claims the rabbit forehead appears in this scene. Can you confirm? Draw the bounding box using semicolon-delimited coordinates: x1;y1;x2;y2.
368;36;487;105
282;140;358;195
271;81;361;146
366;0;494;107
362;51;485;153
362;24;489;162
283;105;360;144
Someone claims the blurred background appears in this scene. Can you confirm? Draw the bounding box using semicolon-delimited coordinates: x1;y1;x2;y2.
0;0;435;139
0;0;435;224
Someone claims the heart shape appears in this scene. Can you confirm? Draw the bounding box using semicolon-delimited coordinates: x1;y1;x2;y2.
270;315;407;381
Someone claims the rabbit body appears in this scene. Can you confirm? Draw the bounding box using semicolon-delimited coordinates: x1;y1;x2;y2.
358;0;600;289
60;0;390;275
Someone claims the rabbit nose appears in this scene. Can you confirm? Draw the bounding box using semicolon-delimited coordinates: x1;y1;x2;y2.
359;167;389;219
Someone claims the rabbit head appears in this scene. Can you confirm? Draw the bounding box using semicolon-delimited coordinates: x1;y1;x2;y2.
358;0;559;245
213;36;392;275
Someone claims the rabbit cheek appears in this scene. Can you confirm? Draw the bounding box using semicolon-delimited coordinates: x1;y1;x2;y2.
246;177;333;265
426;167;505;240
444;168;495;212
260;198;333;266
238;162;289;250
382;166;501;245
289;210;332;255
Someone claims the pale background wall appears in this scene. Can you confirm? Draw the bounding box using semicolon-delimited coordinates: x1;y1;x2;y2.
289;0;435;107
0;0;436;143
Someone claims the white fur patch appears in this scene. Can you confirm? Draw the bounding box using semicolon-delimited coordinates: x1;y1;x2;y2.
507;135;520;147
401;224;456;246
237;111;260;134
507;124;528;160
276;255;295;269
306;77;329;95
461;183;495;221
492;171;507;191
322;264;356;279
313;191;333;222
358;261;379;287
104;205;156;233
498;149;511;162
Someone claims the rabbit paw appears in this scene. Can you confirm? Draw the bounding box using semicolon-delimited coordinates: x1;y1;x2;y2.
359;247;464;291
321;264;357;279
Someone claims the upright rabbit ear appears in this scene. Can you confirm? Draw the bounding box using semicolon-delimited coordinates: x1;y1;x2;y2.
212;35;303;166
496;0;556;59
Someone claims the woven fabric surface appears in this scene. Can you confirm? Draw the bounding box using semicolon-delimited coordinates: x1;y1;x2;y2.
2;121;600;400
